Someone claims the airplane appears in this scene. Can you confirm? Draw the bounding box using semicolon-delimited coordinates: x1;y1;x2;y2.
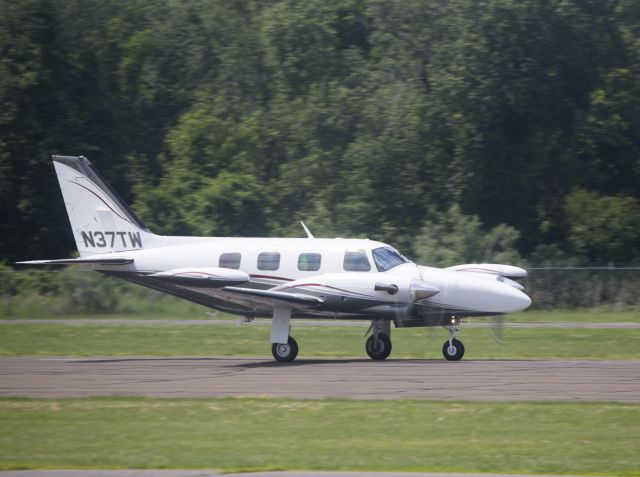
18;155;532;362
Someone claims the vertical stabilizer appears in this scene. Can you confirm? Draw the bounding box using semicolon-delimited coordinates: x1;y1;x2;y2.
52;155;156;256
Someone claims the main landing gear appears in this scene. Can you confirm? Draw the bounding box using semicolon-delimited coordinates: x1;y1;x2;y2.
272;336;299;362
271;307;299;363
365;320;392;360
442;317;465;361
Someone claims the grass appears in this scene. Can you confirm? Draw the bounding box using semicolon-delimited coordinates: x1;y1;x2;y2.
1;312;638;475
509;309;640;323
0;397;638;475
3;309;640;321
0;322;639;359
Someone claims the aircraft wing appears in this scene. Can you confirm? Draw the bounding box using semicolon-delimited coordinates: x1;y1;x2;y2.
16;257;134;265
223;286;324;310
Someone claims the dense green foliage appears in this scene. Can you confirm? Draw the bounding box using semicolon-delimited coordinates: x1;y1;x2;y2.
2;0;639;264
0;264;206;316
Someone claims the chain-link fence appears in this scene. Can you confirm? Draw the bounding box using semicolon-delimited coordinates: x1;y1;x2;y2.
524;264;640;310
0;267;202;317
1;264;639;316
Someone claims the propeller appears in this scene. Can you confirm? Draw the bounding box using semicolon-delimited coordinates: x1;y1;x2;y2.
394;262;521;355
479;232;507;344
485;314;505;344
392;267;453;357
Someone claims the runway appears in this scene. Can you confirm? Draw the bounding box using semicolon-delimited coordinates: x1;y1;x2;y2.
1;357;638;402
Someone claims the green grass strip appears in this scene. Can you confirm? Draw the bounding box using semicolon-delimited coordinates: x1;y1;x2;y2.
505;310;640;323
4;310;640;322
1;324;640;359
0;397;638;475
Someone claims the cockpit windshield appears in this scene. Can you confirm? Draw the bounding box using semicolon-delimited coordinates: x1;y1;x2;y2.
372;247;410;272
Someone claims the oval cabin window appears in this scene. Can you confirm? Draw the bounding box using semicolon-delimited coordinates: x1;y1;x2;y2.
298;253;321;271
219;252;241;269
343;250;371;272
257;252;281;271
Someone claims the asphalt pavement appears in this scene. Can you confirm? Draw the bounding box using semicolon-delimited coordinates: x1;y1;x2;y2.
1;357;638;401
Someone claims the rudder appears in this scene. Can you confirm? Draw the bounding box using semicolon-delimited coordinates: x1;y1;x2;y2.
52;155;156;256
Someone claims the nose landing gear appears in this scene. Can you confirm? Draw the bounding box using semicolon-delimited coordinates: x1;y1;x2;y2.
443;317;465;361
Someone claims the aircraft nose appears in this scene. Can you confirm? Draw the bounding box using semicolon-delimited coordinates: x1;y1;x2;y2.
451;272;532;314
497;285;532;313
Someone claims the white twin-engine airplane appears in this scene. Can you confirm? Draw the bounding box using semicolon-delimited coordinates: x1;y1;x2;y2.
19;156;532;362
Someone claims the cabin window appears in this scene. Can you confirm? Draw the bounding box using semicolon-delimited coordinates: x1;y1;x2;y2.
372;247;409;272
219;252;241;269
343;250;371;272
257;252;281;271
298;253;321;271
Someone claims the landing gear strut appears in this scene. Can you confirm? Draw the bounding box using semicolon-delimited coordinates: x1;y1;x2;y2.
442;317;465;361
270;307;298;362
365;320;392;360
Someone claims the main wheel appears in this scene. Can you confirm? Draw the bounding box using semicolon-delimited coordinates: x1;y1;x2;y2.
366;334;392;360
272;336;299;362
442;338;465;361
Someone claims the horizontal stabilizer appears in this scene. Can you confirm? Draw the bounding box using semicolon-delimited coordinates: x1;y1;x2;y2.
16;257;133;266
224;286;324;308
149;268;249;288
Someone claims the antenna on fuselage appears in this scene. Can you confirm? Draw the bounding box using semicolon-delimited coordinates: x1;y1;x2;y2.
300;221;314;239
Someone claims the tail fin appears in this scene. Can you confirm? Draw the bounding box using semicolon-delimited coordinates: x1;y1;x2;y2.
52;155;156;256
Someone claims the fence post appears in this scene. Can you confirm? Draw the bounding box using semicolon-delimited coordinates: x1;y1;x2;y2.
607;261;615;306
545;260;552;309
7;270;15;316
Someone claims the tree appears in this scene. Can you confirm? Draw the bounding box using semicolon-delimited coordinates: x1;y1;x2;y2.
564;188;640;263
2;0;640;268
574;68;640;198
413;205;522;267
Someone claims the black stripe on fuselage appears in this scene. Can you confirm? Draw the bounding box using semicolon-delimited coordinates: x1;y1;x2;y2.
101;271;392;319
101;271;498;322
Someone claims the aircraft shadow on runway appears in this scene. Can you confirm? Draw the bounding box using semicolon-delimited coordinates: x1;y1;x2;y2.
73;357;444;366
72;357;539;367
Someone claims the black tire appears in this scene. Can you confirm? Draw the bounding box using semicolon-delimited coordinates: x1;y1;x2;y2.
272;336;299;362
442;338;465;361
366;334;392;360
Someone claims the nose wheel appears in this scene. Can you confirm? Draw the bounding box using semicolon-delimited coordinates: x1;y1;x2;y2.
443;318;465;361
443;338;465;360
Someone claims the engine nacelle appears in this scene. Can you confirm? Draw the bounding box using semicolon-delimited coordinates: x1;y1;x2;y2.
445;263;527;280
